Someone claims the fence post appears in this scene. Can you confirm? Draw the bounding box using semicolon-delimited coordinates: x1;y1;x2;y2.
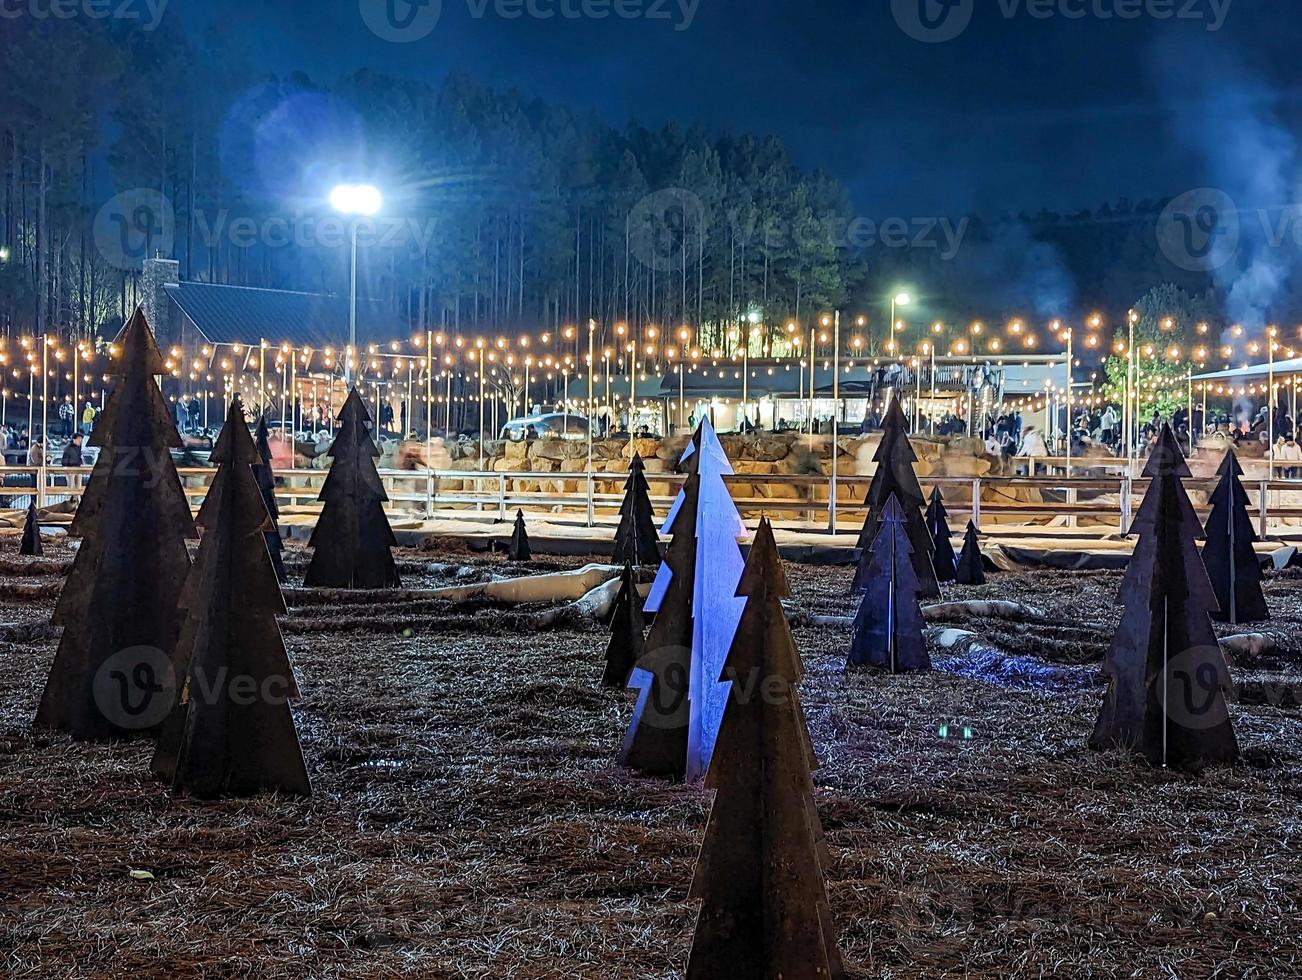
498;473;507;522
586;472;595;528
971;478;981;530
827;473;837;534
1260;480;1270;539
1120;476;1132;531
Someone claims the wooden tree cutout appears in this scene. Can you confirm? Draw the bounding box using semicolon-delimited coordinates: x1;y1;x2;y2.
611;452;661;566
852;396;940;599
620;418;747;780
303;388;401;589
848;494;930;673
508;509;532;561
926;487;957;583
253;414;287;582
955;521;987;586
1202;449;1268;624
35;308;196;739
152;396;310;797
686;518;845;980
19;501;42;556
1090;425;1239;769
602;561;646;688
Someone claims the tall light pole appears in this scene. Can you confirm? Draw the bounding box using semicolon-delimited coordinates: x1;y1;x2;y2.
329;184;382;389
889;291;911;354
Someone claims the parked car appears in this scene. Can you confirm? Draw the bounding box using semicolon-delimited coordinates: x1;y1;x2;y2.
499;413;590;441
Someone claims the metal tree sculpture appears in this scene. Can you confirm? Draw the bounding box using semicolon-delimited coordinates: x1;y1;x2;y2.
303;389;401;589
686;518;845;980
1090;425;1239;769
926;486;958;583
848;494;930;673
253;414;287;582
35;309;196;739
602;561;646;688
152;396;310;797
611;452;661;566
1202;449;1268;624
852;396;940;599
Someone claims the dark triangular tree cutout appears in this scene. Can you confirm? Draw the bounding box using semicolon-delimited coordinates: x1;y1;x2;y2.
1090;425;1239;769
852;396;940;599
508;509;532;561
253;414;287;582
602;562;646;688
926;487;957;583
303;388;400;589
686;518;846;980
19;501;42;556
611;453;661;566
955;521;987;586
152;396;310;797
34;308;196;739
848;494;930;673
1202;449;1268;624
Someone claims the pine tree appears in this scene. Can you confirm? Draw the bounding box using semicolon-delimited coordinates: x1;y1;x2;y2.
611;452;661;566
152;396;310;797
602;561;646;688
508;509;532;561
852;396;940;599
955;521;987;586
35;309;196;739
848;494;930;673
1202;449;1268;624
19;500;42;556
253;414;287;582
686;518;845;980
620;418;747;780
1090;425;1239;769
926;486;957;583
303;389;401;589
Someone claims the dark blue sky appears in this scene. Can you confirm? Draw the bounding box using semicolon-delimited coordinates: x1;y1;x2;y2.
179;0;1301;216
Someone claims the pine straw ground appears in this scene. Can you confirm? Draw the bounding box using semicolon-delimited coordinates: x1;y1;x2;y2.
1;540;1302;979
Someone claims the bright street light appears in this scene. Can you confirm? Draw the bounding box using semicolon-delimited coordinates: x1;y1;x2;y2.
330;184;383;386
329;184;382;216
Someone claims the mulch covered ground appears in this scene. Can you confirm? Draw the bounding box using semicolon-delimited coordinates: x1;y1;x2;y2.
1;539;1301;978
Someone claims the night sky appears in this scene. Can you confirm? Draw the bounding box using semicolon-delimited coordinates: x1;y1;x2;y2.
180;1;1299;217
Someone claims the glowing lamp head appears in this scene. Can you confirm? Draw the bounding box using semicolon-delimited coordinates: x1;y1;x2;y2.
329;184;382;216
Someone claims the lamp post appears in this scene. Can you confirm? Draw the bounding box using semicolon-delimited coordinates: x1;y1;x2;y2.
889;292;911;355
329;184;382;388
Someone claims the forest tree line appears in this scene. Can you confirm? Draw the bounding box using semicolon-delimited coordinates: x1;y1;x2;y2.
1;14;1226;356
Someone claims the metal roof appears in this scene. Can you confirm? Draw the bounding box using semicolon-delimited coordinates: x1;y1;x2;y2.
165;281;404;350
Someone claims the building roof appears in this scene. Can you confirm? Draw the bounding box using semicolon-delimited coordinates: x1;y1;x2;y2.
1194;358;1302;382
165;281;405;350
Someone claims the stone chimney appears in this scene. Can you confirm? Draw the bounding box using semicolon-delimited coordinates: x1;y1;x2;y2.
141;255;180;344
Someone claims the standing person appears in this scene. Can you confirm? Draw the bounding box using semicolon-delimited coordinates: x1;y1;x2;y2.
1278;432;1302;479
61;432;84;467
81;401;96;436
58;397;75;437
1018;424;1050;475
